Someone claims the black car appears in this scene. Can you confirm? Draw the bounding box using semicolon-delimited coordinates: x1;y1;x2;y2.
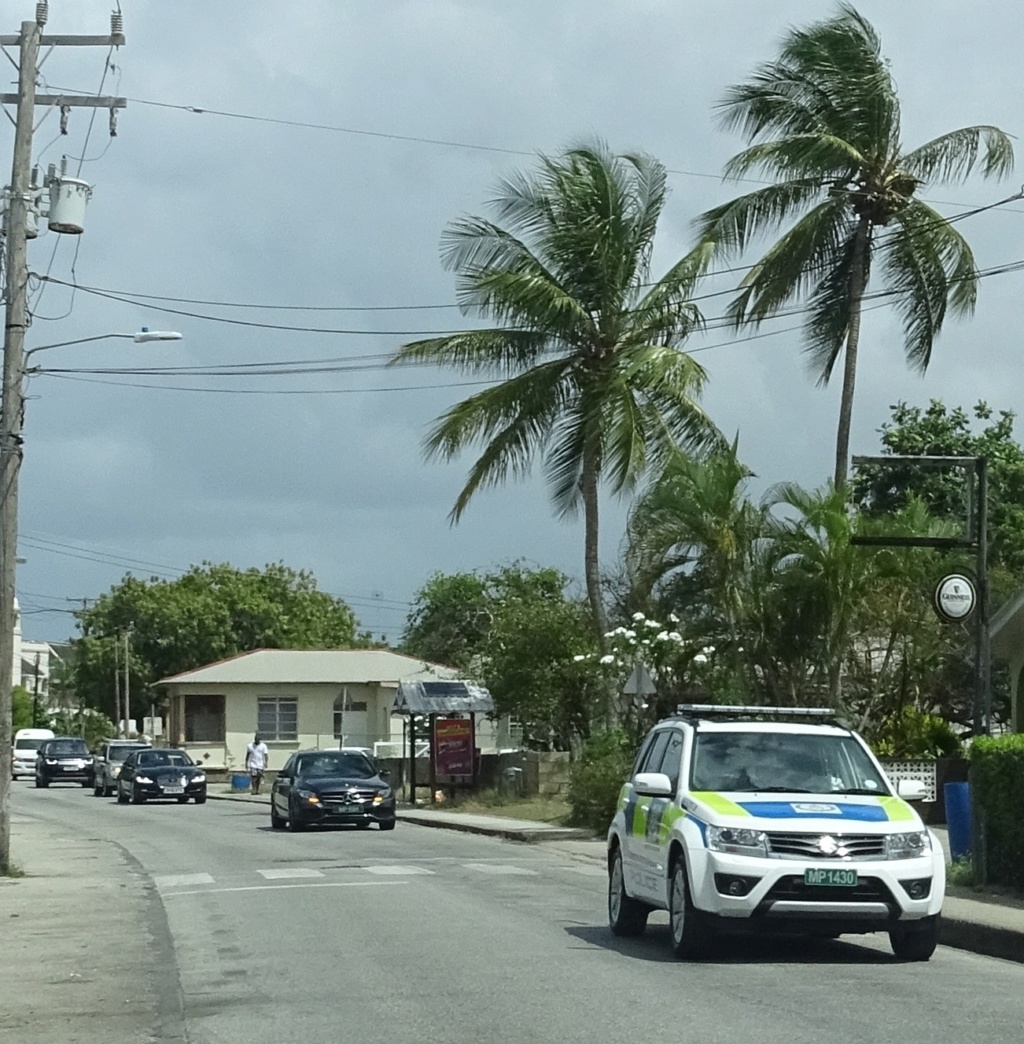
117;748;207;805
271;749;396;832
35;737;94;788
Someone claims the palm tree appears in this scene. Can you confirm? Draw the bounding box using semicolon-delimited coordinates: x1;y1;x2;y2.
392;142;719;637
697;4;1013;486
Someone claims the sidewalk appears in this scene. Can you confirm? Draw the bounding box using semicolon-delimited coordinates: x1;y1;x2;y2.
211;785;1024;963
0;813;184;1041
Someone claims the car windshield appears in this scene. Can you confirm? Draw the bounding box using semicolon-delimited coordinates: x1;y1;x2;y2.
110;746;148;762
690;731;889;795
296;753;375;779
16;739;47;752
136;751;193;769
47;741;87;756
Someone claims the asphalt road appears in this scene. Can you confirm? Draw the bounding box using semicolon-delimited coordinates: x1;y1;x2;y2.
11;783;1024;1044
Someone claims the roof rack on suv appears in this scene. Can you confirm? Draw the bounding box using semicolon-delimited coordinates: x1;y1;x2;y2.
674;704;845;725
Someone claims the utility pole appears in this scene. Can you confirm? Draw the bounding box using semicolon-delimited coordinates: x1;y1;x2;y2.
113;631;121;738
0;10;126;874
123;628;131;738
31;649;40;727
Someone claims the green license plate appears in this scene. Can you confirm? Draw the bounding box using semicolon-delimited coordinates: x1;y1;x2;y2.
804;868;858;887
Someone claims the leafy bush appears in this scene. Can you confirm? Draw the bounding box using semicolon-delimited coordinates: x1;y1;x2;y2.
969;733;1024;890
567;729;635;833
868;707;961;759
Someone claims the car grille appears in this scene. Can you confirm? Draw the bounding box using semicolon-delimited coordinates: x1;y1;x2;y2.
318;789;376;804
762;875;897;906
766;832;886;860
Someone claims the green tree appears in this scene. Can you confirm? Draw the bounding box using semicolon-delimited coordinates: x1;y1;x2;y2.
400;572;490;671
853;399;1024;580
11;686;33;730
392;142;719;637
698;4;1013;486
73;562;356;721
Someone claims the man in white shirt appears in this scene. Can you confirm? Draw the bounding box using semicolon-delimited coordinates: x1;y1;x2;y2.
245;733;270;794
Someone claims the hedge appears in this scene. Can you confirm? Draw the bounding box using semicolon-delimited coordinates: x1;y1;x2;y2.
567;729;634;834
969;733;1024;889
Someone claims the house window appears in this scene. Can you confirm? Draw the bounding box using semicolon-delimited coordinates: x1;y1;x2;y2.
333;693;368;738
258;697;298;741
184;694;225;743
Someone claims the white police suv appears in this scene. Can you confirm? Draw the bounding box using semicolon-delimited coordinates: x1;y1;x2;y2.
607;706;944;961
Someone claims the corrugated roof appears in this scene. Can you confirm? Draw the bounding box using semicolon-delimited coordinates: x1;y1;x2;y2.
157;649;458;686
394;679;494;714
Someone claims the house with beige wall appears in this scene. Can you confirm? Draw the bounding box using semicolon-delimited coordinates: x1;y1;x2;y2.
157;649;516;772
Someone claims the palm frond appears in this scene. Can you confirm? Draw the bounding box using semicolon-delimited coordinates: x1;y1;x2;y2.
391;329;551;376
695;178;826;256
802;227;858;385
724;135;863;182
901;125;1015;184
880;199;978;371
626;241;713;346
724;196;853;326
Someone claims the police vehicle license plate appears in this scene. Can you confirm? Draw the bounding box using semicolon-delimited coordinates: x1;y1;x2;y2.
164;786;184;795
804;868;857;887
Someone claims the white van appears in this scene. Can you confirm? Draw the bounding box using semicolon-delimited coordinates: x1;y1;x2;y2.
12;727;55;779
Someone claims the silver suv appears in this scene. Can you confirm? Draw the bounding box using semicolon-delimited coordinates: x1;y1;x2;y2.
93;740;152;797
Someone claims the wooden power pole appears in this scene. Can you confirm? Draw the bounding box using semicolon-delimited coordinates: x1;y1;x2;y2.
0;11;126;874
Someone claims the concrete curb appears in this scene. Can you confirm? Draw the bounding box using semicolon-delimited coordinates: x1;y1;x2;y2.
941;917;1024;964
397;810;596;844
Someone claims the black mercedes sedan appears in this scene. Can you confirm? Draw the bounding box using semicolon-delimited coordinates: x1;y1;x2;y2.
116;748;207;805
271;749;395;832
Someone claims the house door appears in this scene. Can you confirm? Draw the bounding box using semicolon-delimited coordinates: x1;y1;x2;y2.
334;694;370;750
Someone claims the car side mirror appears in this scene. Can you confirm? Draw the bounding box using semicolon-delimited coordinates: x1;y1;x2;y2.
896;779;928;802
379;769;391;781
633;771;674;798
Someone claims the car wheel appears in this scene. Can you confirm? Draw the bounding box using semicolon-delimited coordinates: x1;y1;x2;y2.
117;785;129;804
286;804;307;832
668;856;714;960
104;785;115;798
35;776;48;789
378;820;396;831
194;794;207;805
608;846;649;937
270;804;286;829
93;781;104;796
131;785;145;805
81;781;91;788
889;915;940;962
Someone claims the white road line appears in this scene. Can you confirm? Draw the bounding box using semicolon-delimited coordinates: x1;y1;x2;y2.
154;873;215;889
257;868;325;880
363;865;435;876
462;863;539;876
563;865;607;877
161;881;408;898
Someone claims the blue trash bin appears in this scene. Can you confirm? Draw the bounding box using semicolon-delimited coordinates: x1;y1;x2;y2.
944;782;972;861
230;772;250;793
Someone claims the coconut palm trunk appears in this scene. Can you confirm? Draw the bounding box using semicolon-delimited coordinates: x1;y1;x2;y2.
580;451;608;640
833;216;871;488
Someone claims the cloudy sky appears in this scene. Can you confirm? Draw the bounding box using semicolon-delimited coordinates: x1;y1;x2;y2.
6;0;1022;644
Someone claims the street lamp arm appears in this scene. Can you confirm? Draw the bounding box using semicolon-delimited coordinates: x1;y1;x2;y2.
24;330;183;360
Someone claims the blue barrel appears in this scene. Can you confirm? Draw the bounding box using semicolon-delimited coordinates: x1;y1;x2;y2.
944;782;972;861
230;772;250;793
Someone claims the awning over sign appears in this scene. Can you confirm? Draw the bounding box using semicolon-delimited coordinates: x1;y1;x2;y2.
393;679;494;715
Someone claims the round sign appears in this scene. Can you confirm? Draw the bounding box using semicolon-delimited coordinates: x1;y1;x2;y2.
934;574;977;623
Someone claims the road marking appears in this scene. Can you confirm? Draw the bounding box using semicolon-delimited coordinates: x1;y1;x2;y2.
462;863;539;876
154;873;215;889
363;865;435;876
257;868;325;880
161;881;407;898
563;865;607;877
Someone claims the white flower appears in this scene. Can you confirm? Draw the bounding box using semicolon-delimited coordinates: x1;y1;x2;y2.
702;645;716;655
599;654;616;665
623;630;636;640
641;638;652;646
632;611;646;622
655;630;670;642
668;613;680;624
572;654;587;662
693;653;708;665
668;631;683;643
645;619;661;629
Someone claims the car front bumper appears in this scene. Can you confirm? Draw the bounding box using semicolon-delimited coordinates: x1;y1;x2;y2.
40;764;93;783
134;781;207;800
687;847;944;930
292;800;396;826
12;758;37;777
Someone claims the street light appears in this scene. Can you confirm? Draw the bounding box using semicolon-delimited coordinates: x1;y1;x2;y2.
0;326;182;869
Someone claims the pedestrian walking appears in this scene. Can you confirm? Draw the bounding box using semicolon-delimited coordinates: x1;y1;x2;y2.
245;733;270;794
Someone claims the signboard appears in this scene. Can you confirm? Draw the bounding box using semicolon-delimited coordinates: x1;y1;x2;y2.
934;573;977;623
433;716;475;784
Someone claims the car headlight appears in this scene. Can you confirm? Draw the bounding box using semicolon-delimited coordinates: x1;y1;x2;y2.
295;788;321;804
111;765;121;777
192;774;206;783
886;830;931;860
45;759;58;765
706;824;769;857
372;788;392;805
135;776;154;784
